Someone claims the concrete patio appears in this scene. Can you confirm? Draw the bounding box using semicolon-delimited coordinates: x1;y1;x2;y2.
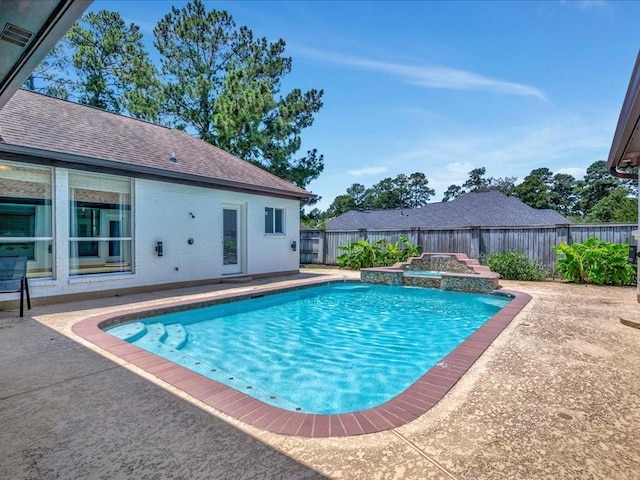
1;269;639;479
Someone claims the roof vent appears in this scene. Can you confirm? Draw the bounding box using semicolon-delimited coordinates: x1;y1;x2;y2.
170;153;179;164
1;23;33;47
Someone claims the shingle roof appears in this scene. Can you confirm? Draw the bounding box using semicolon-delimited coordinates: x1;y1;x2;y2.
326;191;572;230
0;89;314;200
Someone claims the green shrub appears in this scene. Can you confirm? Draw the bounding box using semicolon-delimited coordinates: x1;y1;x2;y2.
487;251;548;281
554;237;636;286
336;234;420;270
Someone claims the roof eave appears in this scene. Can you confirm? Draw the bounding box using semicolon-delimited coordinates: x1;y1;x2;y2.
607;51;640;180
0;143;316;201
0;1;91;110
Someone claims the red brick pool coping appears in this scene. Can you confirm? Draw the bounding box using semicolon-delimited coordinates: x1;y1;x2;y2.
72;282;530;437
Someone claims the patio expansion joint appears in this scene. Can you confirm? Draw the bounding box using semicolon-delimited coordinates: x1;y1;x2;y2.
0;364;120;402
390;429;459;480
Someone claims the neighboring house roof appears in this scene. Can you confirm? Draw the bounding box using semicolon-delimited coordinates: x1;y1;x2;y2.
326;191;572;230
535;208;574;225
0;89;314;200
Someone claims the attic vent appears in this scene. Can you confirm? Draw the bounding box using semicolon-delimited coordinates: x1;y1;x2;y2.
170;153;178;164
1;23;33;47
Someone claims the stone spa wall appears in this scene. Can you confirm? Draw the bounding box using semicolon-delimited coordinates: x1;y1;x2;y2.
360;253;500;293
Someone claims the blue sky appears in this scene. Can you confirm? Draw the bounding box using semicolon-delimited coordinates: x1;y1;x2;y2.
94;0;640;210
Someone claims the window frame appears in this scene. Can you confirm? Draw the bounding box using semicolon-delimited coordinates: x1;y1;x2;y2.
264;207;285;235
68;172;133;276
0;160;54;278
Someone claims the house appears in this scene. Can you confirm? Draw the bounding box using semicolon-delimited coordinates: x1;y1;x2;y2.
606;51;640;300
325;191;571;230
0;89;314;303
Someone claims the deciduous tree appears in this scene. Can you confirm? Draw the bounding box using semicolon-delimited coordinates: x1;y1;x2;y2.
327;173;435;214
575;160;630;216
583;188;638;223
325;183;367;217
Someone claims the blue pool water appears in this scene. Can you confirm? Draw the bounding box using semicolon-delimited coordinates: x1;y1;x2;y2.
107;283;510;414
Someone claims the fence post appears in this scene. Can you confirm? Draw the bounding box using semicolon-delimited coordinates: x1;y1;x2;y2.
469;226;480;258
556;223;570;245
320;230;327;265
410;227;419;249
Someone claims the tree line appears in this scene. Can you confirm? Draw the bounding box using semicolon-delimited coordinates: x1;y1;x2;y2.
26;1;324;193
303;162;638;227
29;2;636;228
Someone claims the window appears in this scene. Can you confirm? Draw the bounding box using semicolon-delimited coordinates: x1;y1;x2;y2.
0;161;53;278
69;172;132;275
265;207;284;234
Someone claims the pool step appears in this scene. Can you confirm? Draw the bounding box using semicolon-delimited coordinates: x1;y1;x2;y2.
107;322;305;412
107;322;187;350
143;323;168;344
164;324;188;349
106;321;147;343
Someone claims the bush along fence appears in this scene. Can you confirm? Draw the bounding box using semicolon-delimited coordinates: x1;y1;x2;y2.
299;223;638;272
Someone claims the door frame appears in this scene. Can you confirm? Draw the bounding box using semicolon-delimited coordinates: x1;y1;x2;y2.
221;203;244;275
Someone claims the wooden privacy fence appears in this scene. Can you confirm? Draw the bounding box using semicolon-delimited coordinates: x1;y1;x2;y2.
299;224;638;270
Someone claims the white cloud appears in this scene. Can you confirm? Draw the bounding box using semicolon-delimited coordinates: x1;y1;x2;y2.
347;166;388;177
560;0;608;10
296;47;547;100
446;162;474;175
555;167;587;179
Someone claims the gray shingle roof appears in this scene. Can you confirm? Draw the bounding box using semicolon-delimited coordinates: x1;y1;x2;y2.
0;89;314;200
326;191;572;230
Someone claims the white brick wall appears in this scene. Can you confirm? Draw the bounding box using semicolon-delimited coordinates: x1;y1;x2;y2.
28;169;301;298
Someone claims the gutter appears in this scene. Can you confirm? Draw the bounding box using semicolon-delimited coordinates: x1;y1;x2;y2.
609;164;638;180
607;51;640;180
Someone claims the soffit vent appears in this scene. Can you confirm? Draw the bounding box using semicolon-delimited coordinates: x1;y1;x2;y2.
0;23;34;47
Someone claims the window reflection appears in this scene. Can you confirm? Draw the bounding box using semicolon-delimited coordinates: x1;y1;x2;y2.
69;173;132;275
0;161;53;278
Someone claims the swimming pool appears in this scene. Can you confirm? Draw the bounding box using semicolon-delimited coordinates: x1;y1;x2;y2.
74;279;530;436
106;283;510;414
